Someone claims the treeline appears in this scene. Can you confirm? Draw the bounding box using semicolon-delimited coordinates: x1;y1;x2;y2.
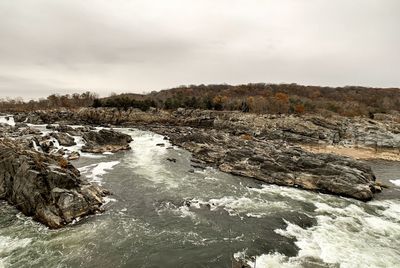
94;83;400;116
92;97;156;111
1;83;399;116
0;92;98;112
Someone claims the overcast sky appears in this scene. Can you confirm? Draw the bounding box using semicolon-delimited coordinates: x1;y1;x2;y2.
0;0;399;99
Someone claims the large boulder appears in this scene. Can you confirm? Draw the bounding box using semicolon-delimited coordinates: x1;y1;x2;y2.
0;139;109;228
51;132;76;146
82;129;133;153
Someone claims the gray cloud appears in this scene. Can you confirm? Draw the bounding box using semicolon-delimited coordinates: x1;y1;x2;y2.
0;0;399;99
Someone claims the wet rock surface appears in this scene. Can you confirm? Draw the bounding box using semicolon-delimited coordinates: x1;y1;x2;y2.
8;108;398;201
50;132;76;146
13;108;400;151
81;129;133;153
149;126;378;201
0;139;109;229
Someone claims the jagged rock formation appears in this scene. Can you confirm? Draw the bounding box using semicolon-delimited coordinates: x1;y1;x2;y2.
149;126;380;201
0;139;109;228
52;124;95;136
50;132;76;146
14;108;400;152
8;108;397;200
81;129;133;153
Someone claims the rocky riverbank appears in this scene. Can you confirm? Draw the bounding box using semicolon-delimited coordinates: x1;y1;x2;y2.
0;120;133;228
4;108;400;201
8;108;400;200
147;126;379;201
0;138;109;228
14;108;400;158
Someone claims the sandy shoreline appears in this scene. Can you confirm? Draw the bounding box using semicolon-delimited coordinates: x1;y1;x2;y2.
301;145;400;162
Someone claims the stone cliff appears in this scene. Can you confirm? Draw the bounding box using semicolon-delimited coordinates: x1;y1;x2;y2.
0;139;110;228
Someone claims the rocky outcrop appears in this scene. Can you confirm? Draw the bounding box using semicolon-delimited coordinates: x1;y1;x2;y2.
14;110;76;125
7;109;392;200
54;124;95;136
81;129;133;153
14;108;400;152
35;137;56;153
0;139;109;228
50;132;76;146
149;126;379;201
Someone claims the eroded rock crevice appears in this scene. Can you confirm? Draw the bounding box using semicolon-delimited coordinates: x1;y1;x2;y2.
0;139;109;228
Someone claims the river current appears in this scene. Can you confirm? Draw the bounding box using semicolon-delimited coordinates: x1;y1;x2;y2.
0;122;399;267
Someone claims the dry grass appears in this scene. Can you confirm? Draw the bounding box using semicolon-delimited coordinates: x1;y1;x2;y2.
58;158;69;169
302;144;400;161
240;133;253;141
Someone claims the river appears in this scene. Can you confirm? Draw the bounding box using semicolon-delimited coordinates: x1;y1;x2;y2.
0;125;399;268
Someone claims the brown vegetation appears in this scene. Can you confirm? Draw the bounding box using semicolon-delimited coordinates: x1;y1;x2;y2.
1;83;400;116
0;92;98;112
95;83;400;116
58;157;69;169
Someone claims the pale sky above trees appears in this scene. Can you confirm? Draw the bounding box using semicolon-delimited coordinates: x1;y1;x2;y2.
0;0;399;99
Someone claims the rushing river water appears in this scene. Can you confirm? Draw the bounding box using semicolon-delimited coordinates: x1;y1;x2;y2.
1;125;400;268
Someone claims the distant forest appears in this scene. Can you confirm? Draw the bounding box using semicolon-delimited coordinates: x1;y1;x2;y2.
1;83;400;117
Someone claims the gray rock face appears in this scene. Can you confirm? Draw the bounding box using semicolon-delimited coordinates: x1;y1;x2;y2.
8;109;395;201
14;110;76;125
150;126;378;201
55;124;95;136
82;129;133;153
27;108;399;151
50;132;76;146
13;108;400;151
37;138;56;153
0;139;109;228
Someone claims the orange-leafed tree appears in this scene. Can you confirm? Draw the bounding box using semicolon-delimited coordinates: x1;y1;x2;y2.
274;92;289;114
294;104;305;114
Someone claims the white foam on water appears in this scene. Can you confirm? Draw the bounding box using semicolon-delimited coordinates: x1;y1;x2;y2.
156;202;199;223
234;250;300;268
204;176;218;181
78;163;97;173
176;205;198;221
248;253;299;268
121;129;184;188
51;137;60;148
211;196;288;218
48;137;62;155
389;179;400;187
31;140;41;152
71;217;82;225
79;152;105;159
369;199;400;222
0;115;15;126
0;236;32;267
272;200;400;268
69;136;85;151
0;236;31;255
249;184;317;203
59;135;87;158
127;130;169;175
186;195;288;219
79;161;120;185
103;152;114;155
103;196;117;205
235;183;400;267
